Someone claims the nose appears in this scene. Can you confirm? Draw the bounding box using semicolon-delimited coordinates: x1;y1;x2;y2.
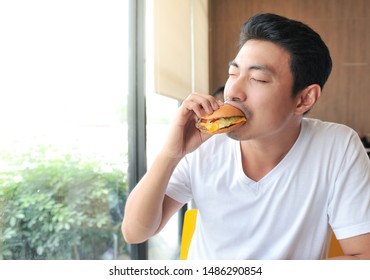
224;77;247;103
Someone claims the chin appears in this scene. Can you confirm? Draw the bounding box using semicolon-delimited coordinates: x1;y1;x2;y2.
226;125;249;141
227;132;245;141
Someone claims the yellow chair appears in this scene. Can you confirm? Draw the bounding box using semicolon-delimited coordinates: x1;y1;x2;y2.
180;209;198;260
179;209;343;260
328;231;344;258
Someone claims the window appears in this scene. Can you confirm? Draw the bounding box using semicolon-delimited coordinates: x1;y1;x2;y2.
1;0;206;260
0;0;129;260
146;94;180;260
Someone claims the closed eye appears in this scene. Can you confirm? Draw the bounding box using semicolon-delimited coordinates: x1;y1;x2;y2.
251;78;268;83
228;60;239;77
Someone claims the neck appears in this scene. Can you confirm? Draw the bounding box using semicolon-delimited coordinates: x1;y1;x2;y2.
240;121;302;182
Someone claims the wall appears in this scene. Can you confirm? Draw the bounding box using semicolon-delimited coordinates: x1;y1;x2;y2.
208;0;370;133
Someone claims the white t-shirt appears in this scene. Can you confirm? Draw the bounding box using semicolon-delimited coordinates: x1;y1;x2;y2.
166;118;370;259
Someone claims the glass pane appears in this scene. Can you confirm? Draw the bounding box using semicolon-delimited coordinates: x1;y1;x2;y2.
0;1;130;260
146;93;180;260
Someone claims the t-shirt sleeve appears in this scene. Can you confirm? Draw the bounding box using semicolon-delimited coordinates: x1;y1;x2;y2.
165;155;193;204
328;131;370;239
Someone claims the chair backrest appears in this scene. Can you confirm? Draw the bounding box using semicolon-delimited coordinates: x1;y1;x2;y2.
180;209;343;259
180;209;198;260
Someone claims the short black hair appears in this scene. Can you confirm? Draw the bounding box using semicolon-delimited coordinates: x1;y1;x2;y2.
240;13;332;97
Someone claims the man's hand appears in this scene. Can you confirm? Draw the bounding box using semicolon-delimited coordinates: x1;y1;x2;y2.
160;93;223;160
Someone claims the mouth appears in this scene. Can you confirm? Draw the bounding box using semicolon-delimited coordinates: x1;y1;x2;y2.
224;100;250;119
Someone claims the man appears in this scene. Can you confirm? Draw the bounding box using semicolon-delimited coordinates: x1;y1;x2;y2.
122;13;370;259
211;86;225;102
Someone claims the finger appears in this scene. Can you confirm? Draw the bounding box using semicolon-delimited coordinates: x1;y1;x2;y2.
182;99;206;118
185;93;221;116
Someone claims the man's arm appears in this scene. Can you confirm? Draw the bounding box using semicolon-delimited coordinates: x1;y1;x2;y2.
329;233;370;259
121;93;220;244
121;154;184;244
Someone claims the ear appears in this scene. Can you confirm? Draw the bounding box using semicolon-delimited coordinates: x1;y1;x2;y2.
294;84;321;115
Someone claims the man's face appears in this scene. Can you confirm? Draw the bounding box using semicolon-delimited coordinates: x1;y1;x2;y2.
224;39;300;141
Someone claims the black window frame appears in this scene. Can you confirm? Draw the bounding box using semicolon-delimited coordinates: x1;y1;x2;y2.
127;0;148;260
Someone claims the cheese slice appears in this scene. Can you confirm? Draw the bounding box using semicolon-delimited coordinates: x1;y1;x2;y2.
201;117;246;133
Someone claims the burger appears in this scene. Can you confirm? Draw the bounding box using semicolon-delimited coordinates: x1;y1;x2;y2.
195;104;247;134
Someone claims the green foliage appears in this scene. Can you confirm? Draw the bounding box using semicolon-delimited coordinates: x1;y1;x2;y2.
0;145;128;259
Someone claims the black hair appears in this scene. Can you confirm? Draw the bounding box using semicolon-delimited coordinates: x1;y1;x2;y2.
240;13;332;97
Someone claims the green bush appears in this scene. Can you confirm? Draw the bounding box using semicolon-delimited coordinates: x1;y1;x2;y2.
0;145;128;259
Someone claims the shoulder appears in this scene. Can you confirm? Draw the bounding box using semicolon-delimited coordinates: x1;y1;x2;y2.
302;118;363;157
303;118;356;135
302;118;358;143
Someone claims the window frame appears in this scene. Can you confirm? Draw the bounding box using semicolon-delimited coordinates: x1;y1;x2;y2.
127;0;148;260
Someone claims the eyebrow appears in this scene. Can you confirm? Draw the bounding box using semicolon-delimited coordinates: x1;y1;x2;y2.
228;60;274;74
228;60;239;68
